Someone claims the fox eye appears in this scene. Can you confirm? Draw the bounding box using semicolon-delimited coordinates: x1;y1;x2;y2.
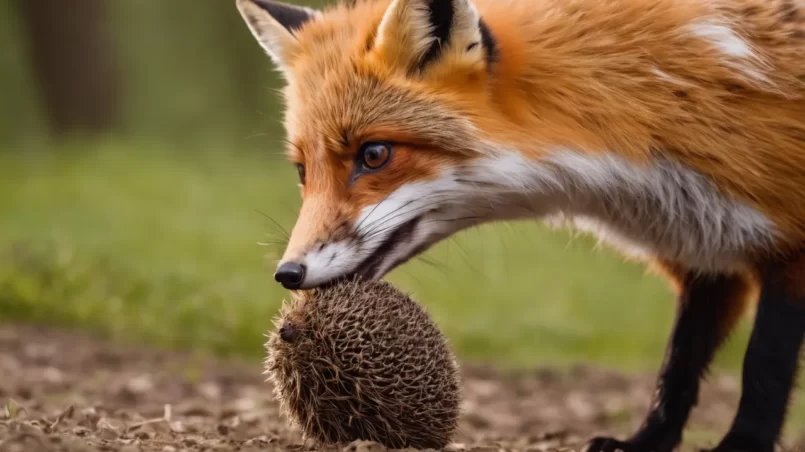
296;163;305;185
358;142;392;171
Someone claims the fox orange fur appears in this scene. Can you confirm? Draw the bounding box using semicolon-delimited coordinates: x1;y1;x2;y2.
235;0;805;450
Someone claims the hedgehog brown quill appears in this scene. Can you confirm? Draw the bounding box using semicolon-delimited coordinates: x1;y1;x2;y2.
264;279;461;449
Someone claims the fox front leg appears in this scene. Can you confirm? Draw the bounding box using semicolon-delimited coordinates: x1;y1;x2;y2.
587;266;753;452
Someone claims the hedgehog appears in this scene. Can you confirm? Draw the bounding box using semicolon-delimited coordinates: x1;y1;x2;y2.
264;278;461;450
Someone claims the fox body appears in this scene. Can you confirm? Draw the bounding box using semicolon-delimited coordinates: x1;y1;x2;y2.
235;0;805;450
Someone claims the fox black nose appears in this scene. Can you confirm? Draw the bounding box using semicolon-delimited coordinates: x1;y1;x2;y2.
274;262;306;289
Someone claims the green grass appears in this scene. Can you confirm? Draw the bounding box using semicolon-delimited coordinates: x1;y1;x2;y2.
0;139;757;371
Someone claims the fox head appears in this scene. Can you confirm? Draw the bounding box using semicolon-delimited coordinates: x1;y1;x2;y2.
236;0;539;289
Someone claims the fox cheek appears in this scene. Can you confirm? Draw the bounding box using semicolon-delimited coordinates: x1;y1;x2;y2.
327;218;355;243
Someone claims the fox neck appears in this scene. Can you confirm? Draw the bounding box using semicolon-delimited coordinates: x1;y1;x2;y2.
452;29;771;271
443;145;774;275
432;7;775;273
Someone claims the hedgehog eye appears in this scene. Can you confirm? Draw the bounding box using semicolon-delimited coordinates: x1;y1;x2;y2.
358;142;392;171
296;163;305;185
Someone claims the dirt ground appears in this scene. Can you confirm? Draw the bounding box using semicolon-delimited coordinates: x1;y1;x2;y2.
0;323;803;452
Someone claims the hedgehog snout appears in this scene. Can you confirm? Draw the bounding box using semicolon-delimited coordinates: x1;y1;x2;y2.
279;320;298;342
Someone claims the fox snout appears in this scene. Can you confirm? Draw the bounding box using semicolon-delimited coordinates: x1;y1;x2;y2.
272;197;429;290
271;170;490;290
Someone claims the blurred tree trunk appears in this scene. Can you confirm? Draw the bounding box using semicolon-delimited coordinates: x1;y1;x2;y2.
16;0;121;137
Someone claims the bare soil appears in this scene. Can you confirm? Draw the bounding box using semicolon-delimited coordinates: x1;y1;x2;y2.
0;323;802;452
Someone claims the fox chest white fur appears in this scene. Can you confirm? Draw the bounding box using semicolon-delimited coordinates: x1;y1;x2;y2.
349;147;779;277
448;149;777;273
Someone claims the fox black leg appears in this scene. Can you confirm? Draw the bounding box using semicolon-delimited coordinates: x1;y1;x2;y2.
704;256;805;452
587;269;752;452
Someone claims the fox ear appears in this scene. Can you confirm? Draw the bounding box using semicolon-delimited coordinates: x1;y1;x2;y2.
372;0;489;73
236;0;320;71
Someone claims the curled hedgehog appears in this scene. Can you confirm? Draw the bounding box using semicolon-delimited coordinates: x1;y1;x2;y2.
264;279;461;449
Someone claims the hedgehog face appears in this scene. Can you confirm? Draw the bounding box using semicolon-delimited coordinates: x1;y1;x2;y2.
278;320;297;343
267;296;317;369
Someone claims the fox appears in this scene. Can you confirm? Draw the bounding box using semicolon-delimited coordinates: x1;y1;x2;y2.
234;0;805;450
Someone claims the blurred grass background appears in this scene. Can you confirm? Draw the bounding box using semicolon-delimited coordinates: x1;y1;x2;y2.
1;0;802;436
0;0;767;372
